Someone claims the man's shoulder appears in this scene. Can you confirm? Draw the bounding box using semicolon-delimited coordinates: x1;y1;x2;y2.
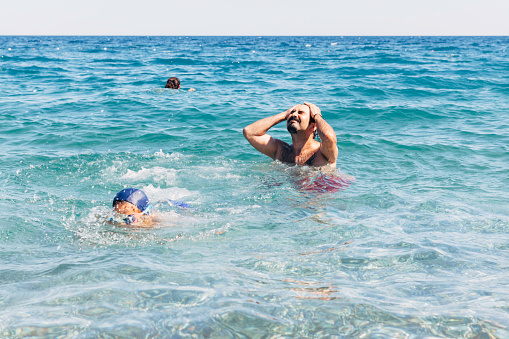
275;138;291;149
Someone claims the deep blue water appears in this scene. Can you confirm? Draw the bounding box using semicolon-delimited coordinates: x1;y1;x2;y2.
0;36;508;337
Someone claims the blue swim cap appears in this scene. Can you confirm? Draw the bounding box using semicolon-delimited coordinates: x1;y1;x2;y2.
112;188;150;213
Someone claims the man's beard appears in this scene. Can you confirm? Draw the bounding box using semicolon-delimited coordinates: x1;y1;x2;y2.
287;124;298;134
287;120;298;134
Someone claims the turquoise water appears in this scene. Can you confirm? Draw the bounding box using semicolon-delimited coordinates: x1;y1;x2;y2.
1;36;508;337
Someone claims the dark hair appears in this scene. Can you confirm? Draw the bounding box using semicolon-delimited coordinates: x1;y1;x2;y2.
309;115;319;140
165;77;180;89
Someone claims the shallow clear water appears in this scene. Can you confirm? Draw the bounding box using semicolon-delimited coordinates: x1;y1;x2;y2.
0;36;508;337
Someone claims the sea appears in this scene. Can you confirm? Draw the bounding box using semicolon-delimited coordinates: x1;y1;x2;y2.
0;36;508;338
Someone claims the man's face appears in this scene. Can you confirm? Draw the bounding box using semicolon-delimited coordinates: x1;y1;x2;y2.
287;104;311;134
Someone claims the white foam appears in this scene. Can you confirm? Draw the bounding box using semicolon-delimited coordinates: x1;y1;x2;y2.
154;149;185;160
142;183;195;202
101;162;123;177
120;167;177;185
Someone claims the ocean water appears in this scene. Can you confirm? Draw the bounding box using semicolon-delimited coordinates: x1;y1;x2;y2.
0;36;508;338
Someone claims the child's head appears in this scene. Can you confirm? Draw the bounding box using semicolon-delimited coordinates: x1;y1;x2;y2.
112;188;150;215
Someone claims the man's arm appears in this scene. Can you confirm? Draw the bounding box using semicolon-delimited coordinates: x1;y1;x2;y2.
243;110;289;159
305;102;338;164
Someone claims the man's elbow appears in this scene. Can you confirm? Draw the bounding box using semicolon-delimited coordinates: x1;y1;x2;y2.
243;127;250;140
243;126;257;142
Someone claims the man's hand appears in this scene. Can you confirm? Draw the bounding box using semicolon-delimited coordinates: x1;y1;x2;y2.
284;105;298;121
304;102;322;119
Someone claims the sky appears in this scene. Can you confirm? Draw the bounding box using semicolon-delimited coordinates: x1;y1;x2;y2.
1;0;508;36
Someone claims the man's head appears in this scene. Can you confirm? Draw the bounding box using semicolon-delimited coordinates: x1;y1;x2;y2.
286;104;316;136
112;188;150;215
165;77;180;89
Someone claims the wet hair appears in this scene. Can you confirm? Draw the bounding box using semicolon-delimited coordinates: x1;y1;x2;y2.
165;77;180;89
309;115;319;140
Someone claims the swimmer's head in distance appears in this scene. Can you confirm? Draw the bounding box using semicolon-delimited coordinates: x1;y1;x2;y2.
112;188;150;213
165;77;180;89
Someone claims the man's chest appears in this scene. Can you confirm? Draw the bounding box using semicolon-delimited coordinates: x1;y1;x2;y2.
277;145;323;166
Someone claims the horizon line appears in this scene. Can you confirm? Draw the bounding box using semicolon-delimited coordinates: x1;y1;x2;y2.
1;34;508;37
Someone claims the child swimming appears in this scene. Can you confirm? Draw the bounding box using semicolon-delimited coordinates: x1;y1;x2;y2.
110;188;157;227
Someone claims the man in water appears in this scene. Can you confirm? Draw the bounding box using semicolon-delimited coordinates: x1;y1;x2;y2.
243;102;338;168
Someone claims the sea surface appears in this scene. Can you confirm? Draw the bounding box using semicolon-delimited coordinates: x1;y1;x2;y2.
0;36;508;338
